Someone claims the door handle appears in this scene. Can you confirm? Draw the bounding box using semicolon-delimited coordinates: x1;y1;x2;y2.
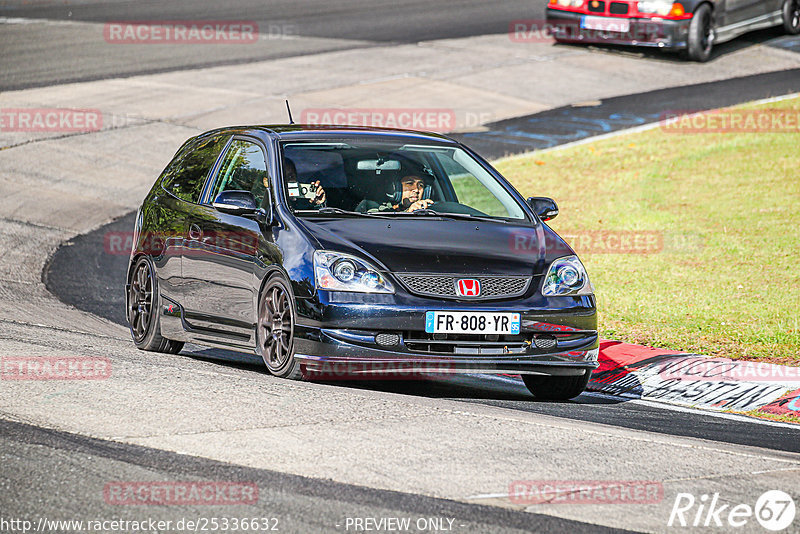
188;224;202;240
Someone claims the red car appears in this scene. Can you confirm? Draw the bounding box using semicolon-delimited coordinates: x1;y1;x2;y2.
546;0;800;61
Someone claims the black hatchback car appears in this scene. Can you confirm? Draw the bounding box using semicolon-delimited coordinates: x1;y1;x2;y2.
126;126;599;400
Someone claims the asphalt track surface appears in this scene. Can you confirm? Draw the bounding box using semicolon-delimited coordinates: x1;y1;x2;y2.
0;0;539;91
1;0;796;91
1;418;627;534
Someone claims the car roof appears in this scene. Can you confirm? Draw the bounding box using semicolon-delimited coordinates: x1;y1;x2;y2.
195;124;459;145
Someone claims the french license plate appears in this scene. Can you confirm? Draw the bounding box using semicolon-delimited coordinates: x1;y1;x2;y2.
425;311;521;335
581;16;630;33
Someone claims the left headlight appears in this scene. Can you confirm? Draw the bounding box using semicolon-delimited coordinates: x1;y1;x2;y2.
637;0;675;15
542;255;594;296
314;250;395;294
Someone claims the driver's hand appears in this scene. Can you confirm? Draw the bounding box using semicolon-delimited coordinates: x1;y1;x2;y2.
406;198;434;212
310;181;326;206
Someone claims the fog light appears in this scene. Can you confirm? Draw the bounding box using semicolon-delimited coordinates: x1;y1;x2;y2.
533;335;558;349
375;333;400;347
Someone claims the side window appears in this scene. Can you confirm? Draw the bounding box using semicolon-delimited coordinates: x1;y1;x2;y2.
437;154;510;217
209;140;270;205
163;135;227;203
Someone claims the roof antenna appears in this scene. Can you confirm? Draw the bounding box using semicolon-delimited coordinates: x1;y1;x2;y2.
285;100;295;125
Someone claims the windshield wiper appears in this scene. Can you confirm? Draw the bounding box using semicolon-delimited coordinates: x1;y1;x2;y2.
390;209;509;224
295;207;392;219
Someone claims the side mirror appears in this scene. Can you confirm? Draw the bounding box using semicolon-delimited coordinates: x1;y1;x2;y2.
527;197;559;221
212;190;259;216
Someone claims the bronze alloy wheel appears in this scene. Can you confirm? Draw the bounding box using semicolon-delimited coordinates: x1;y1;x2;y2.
127;256;184;354
128;258;154;343
257;276;300;378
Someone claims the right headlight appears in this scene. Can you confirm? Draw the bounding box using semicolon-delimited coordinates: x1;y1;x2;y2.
314;250;394;294
542;255;594;296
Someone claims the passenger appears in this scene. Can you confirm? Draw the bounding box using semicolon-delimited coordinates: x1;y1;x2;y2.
280;158;326;208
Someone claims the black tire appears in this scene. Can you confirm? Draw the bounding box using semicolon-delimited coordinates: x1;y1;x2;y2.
784;0;800;34
256;274;302;379
522;372;591;400
127;256;184;354
686;4;714;62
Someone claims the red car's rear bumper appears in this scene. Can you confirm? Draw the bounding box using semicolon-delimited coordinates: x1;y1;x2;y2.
545;7;692;49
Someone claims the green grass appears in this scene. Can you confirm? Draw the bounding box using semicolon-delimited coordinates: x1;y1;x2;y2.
495;97;800;364
741;410;800;425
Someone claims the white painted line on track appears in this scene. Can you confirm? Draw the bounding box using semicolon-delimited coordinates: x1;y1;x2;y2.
0;16;83;25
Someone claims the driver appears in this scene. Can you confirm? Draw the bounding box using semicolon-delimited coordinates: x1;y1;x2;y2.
371;174;434;213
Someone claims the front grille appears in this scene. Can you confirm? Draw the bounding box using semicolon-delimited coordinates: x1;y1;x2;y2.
609;2;629;14
396;274;531;300
587;0;606;12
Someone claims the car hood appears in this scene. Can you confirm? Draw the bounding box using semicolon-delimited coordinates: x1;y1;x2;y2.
295;216;569;276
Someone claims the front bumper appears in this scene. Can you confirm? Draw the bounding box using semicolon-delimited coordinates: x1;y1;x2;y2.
545;8;691;49
293;290;599;378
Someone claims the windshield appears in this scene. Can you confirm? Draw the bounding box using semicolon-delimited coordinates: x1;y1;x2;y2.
279;141;528;221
